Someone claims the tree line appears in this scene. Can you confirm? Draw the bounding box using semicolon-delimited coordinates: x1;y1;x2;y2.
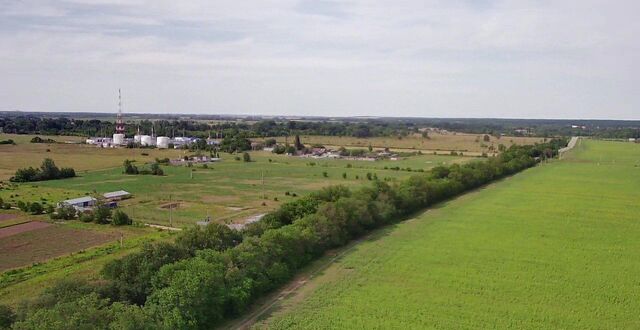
10;159;75;182
2;114;640;139
1;139;567;329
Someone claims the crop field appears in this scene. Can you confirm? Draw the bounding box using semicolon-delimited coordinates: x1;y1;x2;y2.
265;132;544;156
0;226;169;307
257;140;640;329
0;133;184;180
0;149;470;227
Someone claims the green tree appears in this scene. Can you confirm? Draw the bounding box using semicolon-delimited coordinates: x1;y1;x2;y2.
0;305;15;329
147;251;228;329
93;204;111;224
112;210;133;226
29;202;44;215
39;158;60;180
242;152;251;162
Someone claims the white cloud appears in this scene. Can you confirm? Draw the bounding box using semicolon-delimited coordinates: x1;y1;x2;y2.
0;0;637;119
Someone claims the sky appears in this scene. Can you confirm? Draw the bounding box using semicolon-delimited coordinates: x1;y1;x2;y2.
0;0;638;119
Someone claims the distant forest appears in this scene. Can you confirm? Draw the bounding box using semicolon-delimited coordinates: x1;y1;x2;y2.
1;112;639;139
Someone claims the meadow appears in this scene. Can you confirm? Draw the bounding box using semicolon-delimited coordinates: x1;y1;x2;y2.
0;133;183;180
257;140;640;329
0;146;469;228
266;132;544;156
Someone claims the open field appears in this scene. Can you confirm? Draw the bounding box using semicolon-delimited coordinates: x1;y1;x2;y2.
0;221;157;272
0;221;52;239
256;140;640;329
0;149;470;228
0;221;167;304
0;211;32;229
0;133;184;180
264;132;544;156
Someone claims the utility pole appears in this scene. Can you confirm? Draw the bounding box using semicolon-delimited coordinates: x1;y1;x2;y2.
261;170;265;199
169;194;173;227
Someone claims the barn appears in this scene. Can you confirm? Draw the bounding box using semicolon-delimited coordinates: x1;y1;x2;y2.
58;196;97;210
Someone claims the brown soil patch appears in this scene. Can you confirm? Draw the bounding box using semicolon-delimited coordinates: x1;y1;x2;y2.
0;214;18;222
0;225;116;271
0;221;52;239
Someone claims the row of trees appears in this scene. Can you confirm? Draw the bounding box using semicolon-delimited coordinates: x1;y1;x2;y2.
123;160;164;176
4;139;567;329
0;117;414;140
10;159;75;182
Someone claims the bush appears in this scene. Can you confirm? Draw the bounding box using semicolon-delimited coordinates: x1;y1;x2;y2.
112;210;133;226
93;205;112;224
0;304;16;329
55;205;77;220
29;202;44;215
150;163;164;176
242;152;251;162
79;212;93;223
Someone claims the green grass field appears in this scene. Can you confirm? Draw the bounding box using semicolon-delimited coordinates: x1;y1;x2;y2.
1;149;469;227
257;140;640;329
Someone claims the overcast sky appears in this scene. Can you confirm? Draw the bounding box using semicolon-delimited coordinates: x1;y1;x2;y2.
0;1;638;119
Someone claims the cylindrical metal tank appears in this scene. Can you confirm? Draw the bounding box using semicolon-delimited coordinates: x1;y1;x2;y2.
141;135;153;146
157;136;170;149
134;135;142;143
113;134;125;145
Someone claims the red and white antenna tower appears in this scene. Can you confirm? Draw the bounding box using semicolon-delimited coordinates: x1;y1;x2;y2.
115;89;125;134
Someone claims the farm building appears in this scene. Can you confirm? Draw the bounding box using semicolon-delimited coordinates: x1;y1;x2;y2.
58;196;97;210
103;190;131;201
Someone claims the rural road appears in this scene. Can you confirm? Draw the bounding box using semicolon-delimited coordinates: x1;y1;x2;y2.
227;234;371;330
559;136;579;156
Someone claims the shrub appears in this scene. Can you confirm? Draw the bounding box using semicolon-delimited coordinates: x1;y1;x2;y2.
29;203;44;214
79;212;93;223
242;152;251;162
55;205;77;220
93;205;111;224
0;304;16;329
112;210;132;226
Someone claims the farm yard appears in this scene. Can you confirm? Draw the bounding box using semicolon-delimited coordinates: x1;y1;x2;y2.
255;140;640;329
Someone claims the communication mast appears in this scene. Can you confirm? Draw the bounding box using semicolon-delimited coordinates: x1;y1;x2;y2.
115;89;125;134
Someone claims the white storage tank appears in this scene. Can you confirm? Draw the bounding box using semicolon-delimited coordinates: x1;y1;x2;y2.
157;136;170;149
113;134;125;145
134;135;142;143
141;135;153;146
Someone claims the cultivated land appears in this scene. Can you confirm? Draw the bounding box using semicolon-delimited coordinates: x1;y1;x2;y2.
266;132;544;156
256;140;640;329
